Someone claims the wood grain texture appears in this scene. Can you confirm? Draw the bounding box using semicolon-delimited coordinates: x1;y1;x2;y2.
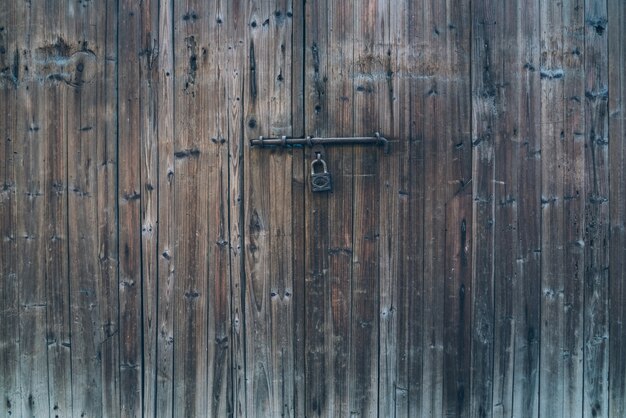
0;1;20;416
583;0;610;416
43;0;72;412
139;1;160;416
1;1;625;417
171;0;212;414
470;0;497;415
539;1;585;416
608;1;626;417
243;1;297;416
118;0;144;415
155;0;176;416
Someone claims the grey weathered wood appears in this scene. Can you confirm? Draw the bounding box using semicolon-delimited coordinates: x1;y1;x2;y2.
470;0;497;415
583;0;610;416
14;2;49;415
539;1;585;416
43;3;72;413
171;0;212;414
98;0;122;415
1;2;626;417
139;1;160;416
118;0;144;415
609;1;626;417
226;1;247;417
0;1;21;416
155;0;176;416
207;2;232;416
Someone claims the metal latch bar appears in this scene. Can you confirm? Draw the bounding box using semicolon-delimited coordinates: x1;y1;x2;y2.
249;132;389;153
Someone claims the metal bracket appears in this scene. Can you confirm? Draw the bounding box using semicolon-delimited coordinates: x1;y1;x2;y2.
250;132;390;154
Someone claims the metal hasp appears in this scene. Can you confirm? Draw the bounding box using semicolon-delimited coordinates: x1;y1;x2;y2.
249;132;390;154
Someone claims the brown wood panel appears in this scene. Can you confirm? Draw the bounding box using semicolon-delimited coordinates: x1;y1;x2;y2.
118;0;144;415
242;1;297;416
64;0;119;416
609;1;626;417
155;1;176;416
539;1;585;416
470;0;497;415
14;1;49;415
583;0;610;416
226;2;247;417
138;1;160;416
303;0;355;415
43;1;72;413
0;1;20;416
1;1;626;417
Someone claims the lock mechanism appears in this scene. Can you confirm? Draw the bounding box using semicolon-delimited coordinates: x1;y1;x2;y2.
311;152;332;192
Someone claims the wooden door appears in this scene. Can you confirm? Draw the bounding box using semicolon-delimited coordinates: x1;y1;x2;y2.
1;1;625;418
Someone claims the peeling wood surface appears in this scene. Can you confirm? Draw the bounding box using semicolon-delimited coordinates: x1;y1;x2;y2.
0;1;625;417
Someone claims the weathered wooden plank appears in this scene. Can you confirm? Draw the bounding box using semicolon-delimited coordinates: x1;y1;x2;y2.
303;0;331;416
378;1;399;414
420;1;457;415
226;1;247;417
470;0;497;415
266;2;296;417
15;2;56;416
139;1;160;416
539;1;585;416
608;1;626;416
350;2;382;416
63;0;116;415
171;0;212;414
290;0;306;416
440;1;473;416
43;2;72;412
98;0;121;415
303;0;356;415
118;0;144;415
243;0;297;415
403;5;426;415
155;0;175;416
0;2;21;416
476;2;541;417
559;2;586;409
207;1;232;416
583;0;610;416
242;0;273;415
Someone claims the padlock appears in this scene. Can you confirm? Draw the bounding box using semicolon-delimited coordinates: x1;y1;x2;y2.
311;154;332;192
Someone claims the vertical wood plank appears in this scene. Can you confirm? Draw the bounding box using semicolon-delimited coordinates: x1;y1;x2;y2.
14;1;50;414
290;0;306;415
43;0;72;412
0;1;21;415
539;0;586;416
65;0;118;415
303;0;357;415
171;0;212;414
351;1;383;416
139;0;160;415
155;0;176;416
98;0;121;415
441;1;473;416
118;0;144;415
608;0;626;416
226;1;247;417
207;1;233;416
420;0;472;415
243;0;297;416
583;0;610;416
493;2;541;416
303;0;331;415
470;0;497;415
